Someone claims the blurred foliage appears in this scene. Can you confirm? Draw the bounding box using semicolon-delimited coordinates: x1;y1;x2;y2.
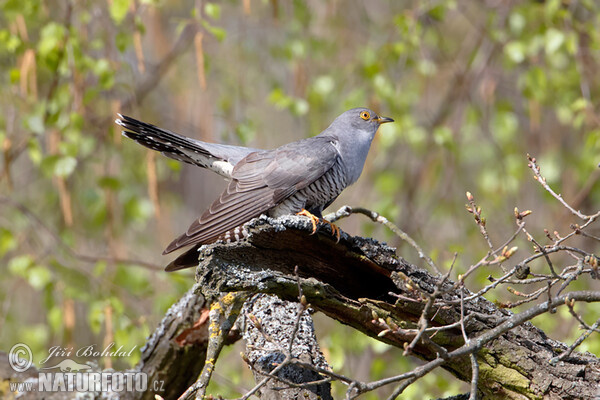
1;0;600;398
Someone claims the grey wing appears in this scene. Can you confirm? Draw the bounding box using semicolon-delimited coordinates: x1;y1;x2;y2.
116;114;260;177
163;137;341;253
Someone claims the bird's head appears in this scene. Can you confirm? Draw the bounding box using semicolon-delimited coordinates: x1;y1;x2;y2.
334;107;394;137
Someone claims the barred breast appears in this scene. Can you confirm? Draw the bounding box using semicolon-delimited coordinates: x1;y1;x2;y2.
269;158;348;218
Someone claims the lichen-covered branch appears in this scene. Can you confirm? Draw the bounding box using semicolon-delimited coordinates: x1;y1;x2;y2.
194;215;600;399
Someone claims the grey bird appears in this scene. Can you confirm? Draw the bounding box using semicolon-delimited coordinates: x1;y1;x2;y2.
116;108;393;271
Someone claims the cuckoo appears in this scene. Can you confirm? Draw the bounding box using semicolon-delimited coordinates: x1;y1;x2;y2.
116;108;393;271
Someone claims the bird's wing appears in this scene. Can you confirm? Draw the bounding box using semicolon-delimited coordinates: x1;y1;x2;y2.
116;114;260;177
164;136;341;253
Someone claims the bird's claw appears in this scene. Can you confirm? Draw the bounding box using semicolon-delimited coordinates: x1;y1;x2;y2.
297;209;319;234
322;219;341;243
296;209;341;242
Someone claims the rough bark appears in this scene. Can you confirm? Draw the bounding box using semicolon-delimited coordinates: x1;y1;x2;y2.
133;283;210;400
1;285;211;400
3;215;600;399
194;215;600;400
241;294;333;400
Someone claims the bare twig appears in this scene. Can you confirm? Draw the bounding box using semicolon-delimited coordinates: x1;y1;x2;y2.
465;191;494;251
549;317;600;365
404;258;455;355
528;154;599;221
353;290;600;398
324;206;442;275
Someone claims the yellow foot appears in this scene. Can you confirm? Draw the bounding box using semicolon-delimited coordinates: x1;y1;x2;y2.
297;209;319;234
296;209;341;242
322;219;341;243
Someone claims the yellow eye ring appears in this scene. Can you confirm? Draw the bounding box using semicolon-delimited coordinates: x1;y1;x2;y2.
360;111;370;120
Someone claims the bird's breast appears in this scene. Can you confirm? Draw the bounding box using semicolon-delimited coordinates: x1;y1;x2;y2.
270;159;348;217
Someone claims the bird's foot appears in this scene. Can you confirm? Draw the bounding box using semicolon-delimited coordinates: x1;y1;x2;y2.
296;209;341;242
321;219;341;243
297;209;320;234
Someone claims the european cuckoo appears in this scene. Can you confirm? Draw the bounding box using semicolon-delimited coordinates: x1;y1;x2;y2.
116;108;393;271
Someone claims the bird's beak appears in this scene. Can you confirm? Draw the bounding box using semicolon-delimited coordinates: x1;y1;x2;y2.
375;116;394;124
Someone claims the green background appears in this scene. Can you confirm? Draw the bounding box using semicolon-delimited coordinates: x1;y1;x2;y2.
1;0;600;398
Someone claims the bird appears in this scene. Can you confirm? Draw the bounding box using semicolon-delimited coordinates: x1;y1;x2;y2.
116;108;393;271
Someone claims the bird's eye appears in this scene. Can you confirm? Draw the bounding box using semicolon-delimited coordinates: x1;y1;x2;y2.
360;111;370;120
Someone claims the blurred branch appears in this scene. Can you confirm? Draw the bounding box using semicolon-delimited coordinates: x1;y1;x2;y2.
0;196;163;271
121;22;199;110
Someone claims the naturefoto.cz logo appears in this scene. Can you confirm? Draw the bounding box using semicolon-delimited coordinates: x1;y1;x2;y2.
8;343;164;394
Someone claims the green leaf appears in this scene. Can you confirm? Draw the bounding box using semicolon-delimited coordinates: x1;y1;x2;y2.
37;23;66;57
26;114;45;135
433;126;454;147
28;265;52;290
504;41;525;64
509;12;525;35
109;0;131;24
268;87;293;109
202;21;226;42
9;68;20;84
88;302;105;334
492;110;519;144
27;138;43;165
94;261;107;277
417;59;436;76
0;228;16;257
544;0;561;21
291;99;309;116
426;4;447;21
521;66;548;101
98;176;122;190
123;197;153;224
47;306;62;334
54;156;77;177
545;28;564;55
9;254;34;276
93;58;115;89
204;3;221;20
312;75;334;97
115;31;132;53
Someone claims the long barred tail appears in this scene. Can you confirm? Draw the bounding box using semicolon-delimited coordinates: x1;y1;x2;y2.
116;114;217;168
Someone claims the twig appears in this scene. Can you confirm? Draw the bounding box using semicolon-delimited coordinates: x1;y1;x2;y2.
549;317;600;365
521;225;559;278
288;266;308;355
528;155;597;221
446;267;518;305
240;287;330;400
465;191;494;251
179;292;248;400
353;290;600;398
404;257;455;355
324;206;442;275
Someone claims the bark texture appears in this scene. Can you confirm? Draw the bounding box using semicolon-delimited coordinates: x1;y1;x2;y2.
3;216;600;399
241;294;333;400
194;215;600;400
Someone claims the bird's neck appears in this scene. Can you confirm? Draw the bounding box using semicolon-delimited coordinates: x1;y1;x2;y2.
325;129;375;185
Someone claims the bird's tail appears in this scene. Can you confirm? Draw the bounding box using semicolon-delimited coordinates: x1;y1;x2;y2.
116;114;219;170
116;114;262;178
